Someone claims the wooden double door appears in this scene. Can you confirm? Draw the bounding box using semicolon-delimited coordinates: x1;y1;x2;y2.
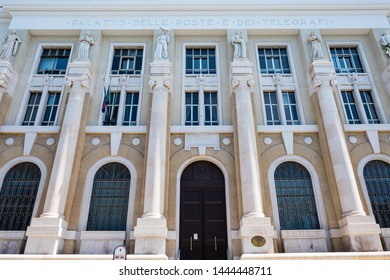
179;161;228;260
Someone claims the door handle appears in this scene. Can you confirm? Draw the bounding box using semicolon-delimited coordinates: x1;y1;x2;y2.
214;236;217;251
190;236;193;251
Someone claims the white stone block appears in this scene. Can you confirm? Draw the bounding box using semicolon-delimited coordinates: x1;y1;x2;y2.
79;231;126;254
281;230;328;253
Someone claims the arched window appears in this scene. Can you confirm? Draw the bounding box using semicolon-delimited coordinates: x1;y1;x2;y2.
86;163;131;231
274;161;320;230
0;162;41;230
363;160;390;228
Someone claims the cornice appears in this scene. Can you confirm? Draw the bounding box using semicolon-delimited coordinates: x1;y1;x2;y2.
2;0;390;15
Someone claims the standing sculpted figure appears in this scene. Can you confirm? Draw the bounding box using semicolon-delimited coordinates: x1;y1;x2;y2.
309;32;324;60
154;28;170;60
381;31;390;57
77;31;94;61
0;30;21;61
232;31;247;59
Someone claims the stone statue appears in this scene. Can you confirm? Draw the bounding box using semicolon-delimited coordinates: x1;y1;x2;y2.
76;31;94;61
0;30;21;61
232;31;247;59
154;28;170;60
309;32;324;60
381;31;390;57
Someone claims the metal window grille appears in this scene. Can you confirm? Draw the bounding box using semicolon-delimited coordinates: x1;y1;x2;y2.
185;92;199;126
341;91;361;124
263;91;280;125
86;163;131;231
185;48;216;75
111;48;143;75
37;48;70;75
0;162;41;230
22;92;42;126
41;92;61;126
330;47;364;74
363;160;390;228
360;90;380;124
274;162;320;230
282;92;299;125
123;92;139;126
258;47;290;74
204;91;218;126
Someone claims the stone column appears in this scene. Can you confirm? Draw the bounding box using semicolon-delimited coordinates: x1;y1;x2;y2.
310;60;382;252
25;61;92;254
231;59;274;255
0;60;18;125
134;60;171;255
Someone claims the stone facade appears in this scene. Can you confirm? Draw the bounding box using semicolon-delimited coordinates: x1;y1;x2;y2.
0;0;390;259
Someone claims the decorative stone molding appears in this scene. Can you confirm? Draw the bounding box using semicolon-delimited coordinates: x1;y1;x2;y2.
163;79;172;89
184;133;220;155
247;79;254;89
273;74;282;85
80;79;89;89
231;78;240;88
313;79;323;88
65;79;73;87
149;79;157;90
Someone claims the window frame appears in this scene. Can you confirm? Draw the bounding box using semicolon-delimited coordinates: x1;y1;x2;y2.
182;43;222;126
256;43;305;126
358;154;390;228
78;157;138;234
100;43;146;126
0;157;47;231
268;156;328;232
327;42;387;125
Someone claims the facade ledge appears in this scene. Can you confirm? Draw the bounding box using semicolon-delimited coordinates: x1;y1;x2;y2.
170;125;234;134
0;125;60;134
257;125;318;133
344;124;390;132
85;125;147;134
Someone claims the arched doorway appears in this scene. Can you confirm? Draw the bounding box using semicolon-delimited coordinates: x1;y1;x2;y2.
179;161;227;260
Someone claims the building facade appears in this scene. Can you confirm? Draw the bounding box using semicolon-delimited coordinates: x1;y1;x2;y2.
0;0;390;260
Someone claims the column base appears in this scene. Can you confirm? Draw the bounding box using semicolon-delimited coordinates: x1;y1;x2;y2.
239;216;275;254
338;215;383;252
134;217;168;255
24;217;68;254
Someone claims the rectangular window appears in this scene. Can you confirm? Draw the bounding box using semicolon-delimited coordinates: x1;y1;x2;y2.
111;48;143;75
185;92;199;126
41;92;61;126
263;91;280;125
258;47;290;74
37;48;70;75
283;92;299;125
123;92;139;126
204;91;218;126
341;91;361;124
360;90;380;124
330;47;364;73
22;92;41;126
186;48;216;75
103;91;121;126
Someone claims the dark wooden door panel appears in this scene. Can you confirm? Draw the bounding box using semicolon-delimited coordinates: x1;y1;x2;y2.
180;161;227;260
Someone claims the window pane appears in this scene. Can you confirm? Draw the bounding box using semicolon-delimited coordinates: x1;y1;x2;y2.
363;160;390;228
0;163;41;230
86;163;131;231
274;162;320;230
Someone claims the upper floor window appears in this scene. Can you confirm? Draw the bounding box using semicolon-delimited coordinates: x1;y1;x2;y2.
185;91;219;126
258;47;290;74
330;47;364;73
37;48;70;75
186;47;216;75
341;90;380;125
22;91;62;126
111;48;143;75
102;90;139;126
